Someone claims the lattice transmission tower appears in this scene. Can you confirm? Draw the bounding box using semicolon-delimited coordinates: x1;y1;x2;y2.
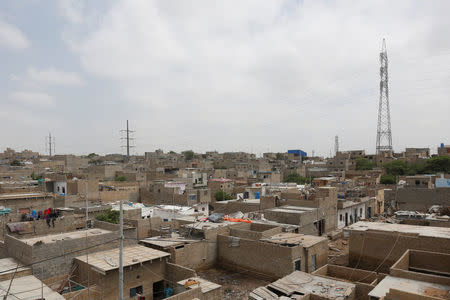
376;38;393;154
120;120;135;159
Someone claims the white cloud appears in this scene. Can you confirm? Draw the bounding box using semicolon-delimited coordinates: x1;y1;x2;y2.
0;18;30;49
58;0;84;24
26;67;84;86
9;91;54;106
62;0;450;154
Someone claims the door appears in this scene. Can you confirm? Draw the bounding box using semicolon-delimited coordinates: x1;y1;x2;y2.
311;254;317;272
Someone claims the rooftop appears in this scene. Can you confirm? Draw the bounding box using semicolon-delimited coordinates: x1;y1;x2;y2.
251;271;354;299
346;221;450;239
20;228;112;245
184;221;236;230
0;193;47;200
140;234;200;248
260;233;327;248
0;275;65;299
0;258;30;276
75;245;170;273
267;206;317;214
177;277;221;293
368;275;450;299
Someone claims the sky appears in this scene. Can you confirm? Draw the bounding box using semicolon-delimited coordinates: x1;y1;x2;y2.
1;0;449;157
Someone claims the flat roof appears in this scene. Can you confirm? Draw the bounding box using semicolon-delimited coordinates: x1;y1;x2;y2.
140;234;200;248
75;245;169;273
260;233;327;248
346;221;450;239
184;221;236;230
368;275;450;299
0;275;65;299
0;258;30;275
20;228;112;245
266;271;354;298
267;206;316;214
177;277;221;293
0;193;47;200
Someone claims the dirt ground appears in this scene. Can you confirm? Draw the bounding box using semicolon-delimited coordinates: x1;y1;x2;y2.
197;267;271;299
328;236;349;266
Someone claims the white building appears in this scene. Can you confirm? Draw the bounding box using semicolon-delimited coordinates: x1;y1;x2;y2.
337;197;374;228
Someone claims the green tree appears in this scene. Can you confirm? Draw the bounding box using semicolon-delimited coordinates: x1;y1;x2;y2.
183;150;195;161
355;157;376;170
423;156;450;173
382;160;410;176
10;160;22;166
115;175;127;182
284;173;312;184
380;174;396;184
30;172;44;180
87;153;98;158
96;210;120;224
214;189;233;201
276;153;285;160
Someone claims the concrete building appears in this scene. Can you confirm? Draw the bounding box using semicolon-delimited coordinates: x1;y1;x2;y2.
346;222;450;274
437;143;450;156
385;187;450;212
73;245;174;299
337;197;376;228
0;192;56;223
249;271;355;300
404;175;434;189
217;228;328;279
263;206;321;235
208;178;234;202
4;223;137;279
313;264;384;300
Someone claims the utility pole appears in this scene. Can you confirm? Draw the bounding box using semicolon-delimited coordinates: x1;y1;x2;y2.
335;135;339;156
376;38;393;154
119;199;124;300
120;120;135;160
85;181;90;299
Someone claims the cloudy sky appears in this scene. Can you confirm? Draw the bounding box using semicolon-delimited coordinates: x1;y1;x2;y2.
1;1;449;156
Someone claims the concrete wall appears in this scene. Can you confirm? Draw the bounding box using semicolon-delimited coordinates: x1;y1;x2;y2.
385;188;450;212
169;241;209;270
217;234;300;279
348;230;450;274
312;264;381;300
6;215;85;237
212;201;260;214
75;257;168;299
0;194;55;223
217;234;327;280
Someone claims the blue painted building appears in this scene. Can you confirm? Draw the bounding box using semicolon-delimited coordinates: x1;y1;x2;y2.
287;149;307;157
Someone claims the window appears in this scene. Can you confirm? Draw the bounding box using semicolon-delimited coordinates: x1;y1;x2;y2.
360;208;363;216
130;285;143;297
294;259;301;271
202;207;205;211
415;180;420;185
339;214;342;221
